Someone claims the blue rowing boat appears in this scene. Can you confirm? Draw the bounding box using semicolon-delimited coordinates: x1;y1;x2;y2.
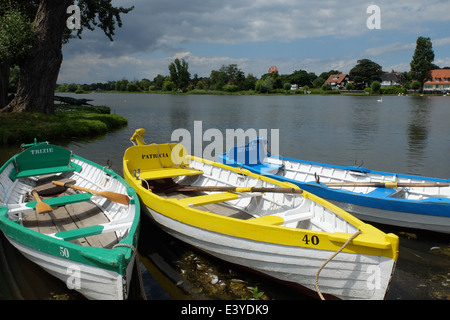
219;138;450;234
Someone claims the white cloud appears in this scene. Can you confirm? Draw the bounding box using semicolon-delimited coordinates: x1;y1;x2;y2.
59;1;450;83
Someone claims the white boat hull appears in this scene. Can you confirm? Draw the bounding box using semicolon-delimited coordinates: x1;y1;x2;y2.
327;199;450;234
6;236;135;300
145;206;395;300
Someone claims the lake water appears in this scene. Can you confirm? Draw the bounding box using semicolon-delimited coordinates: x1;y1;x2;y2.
1;93;449;300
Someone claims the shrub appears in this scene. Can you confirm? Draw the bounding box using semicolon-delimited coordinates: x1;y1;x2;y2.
380;86;406;95
126;82;139;92
162;80;175;91
223;85;238;92
371;81;381;93
321;83;332;91
411;81;421;91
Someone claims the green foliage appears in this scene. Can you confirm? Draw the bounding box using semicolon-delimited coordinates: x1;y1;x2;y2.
349;59;382;88
255;78;274;93
371;80;381;93
380;86;406;95
0;8;35;64
287;69;317;87
240;286;265;300
115;79;129;91
321;83;332;91
169;58;190;90
0;105;127;145
410;80;422;91
223;85;238;92
162;80;175;91
126;82;139;92
72;0;134;42
345;82;355;90
410;36;435;85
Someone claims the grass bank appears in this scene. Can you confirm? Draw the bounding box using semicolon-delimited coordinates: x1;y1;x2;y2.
0;105;128;145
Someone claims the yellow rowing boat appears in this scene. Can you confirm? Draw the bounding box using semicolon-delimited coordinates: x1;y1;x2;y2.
123;129;398;300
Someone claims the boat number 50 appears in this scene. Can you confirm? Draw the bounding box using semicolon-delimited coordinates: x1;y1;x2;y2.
60;246;70;258
302;235;320;245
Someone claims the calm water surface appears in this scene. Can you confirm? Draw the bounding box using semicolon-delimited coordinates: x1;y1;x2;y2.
1;93;449;300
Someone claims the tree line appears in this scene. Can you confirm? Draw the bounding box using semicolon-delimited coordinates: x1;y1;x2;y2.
56;36;443;95
0;0;445;115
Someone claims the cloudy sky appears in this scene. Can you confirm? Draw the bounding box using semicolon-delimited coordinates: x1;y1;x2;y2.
58;0;450;84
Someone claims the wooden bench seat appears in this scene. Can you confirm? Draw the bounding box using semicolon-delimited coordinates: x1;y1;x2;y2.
139;167;203;181
173;192;239;207
248;215;285;226
25;193;93;210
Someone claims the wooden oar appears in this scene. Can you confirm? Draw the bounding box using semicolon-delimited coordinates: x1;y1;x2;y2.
322;181;450;188
177;186;303;194
31;189;53;214
52;181;130;205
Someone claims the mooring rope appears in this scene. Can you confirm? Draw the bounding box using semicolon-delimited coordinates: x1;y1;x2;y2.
314;229;362;300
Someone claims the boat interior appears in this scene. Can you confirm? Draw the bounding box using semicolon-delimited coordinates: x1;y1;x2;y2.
264;157;450;201
1;154;134;249
223;138;450;202
132;159;358;235
7;173;119;248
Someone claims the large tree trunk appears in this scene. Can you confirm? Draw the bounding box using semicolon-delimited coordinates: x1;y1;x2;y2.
2;0;71;114
0;61;10;108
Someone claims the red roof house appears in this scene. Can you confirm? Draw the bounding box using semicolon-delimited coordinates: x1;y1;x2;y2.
423;69;450;92
268;66;279;74
324;74;350;89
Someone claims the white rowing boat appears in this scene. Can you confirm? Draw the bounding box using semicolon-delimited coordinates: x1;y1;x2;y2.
219;138;450;234
0;140;140;299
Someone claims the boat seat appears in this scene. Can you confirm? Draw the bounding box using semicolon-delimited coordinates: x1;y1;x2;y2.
9;142;81;180
25;193;93;210
138;167;203;181
248;215;284;226
54;225;104;241
367;188;397;198
221;138;283;175
250;163;282;175
174;192;239;207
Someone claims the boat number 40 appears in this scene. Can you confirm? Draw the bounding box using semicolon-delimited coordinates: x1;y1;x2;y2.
302;235;320;245
60;246;70;258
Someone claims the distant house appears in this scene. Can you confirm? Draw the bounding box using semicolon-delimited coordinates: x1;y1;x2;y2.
324;74;350;89
423;69;450;93
268;66;279;74
381;72;404;87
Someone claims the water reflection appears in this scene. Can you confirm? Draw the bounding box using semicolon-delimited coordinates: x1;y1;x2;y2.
137;215;312;300
407;98;431;173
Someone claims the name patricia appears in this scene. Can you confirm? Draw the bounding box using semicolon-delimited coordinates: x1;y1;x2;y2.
141;153;169;160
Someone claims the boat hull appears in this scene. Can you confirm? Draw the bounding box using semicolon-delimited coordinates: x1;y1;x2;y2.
6;236;135;300
325;197;450;234
144;205;395;300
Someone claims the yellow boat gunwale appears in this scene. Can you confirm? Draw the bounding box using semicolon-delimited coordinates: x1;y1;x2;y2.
123;141;399;261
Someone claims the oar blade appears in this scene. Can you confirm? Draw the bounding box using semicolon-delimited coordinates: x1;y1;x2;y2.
98;191;130;205
31;190;53;214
